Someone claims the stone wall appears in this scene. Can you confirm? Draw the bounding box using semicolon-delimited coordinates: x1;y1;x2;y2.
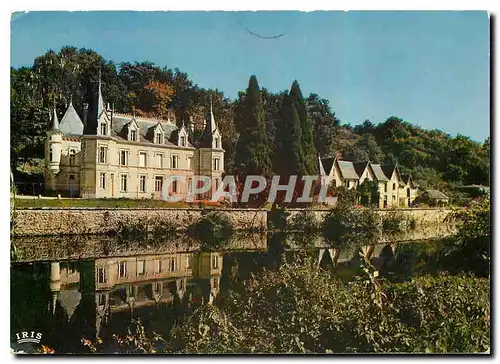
13;208;267;237
286;208;453;227
12;232;267;262
14;207;455;238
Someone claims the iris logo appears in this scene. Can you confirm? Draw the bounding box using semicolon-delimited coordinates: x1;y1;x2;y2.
15;331;43;344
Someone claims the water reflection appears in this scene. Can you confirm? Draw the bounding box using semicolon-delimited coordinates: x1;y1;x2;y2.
11;233;453;353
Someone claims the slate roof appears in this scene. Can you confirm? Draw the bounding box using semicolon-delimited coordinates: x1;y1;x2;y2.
337;160;359;180
370;163;390;182
353;161;370;178
111;114;194;148
198;101;220;148
426;189;449;200
321;158;335;176
400;173;411;184
59;102;84;136
381;164;396;180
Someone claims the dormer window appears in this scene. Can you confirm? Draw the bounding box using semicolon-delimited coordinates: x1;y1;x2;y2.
156;132;162;144
215;138;220;149
100;123;107;135
130;129;137;142
180;136;186;147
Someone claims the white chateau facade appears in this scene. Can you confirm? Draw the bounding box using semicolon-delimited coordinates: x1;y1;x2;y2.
45;79;224;199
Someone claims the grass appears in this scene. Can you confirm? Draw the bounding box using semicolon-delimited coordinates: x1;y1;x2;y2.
14;197;192;209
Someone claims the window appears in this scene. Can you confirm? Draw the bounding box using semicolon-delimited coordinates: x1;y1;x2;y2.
171;155;179;169
393;183;396;190
178;279;184;291
172;179;178;193
186;255;192;270
119;150;128;166
120;174;128;192
180;136;186;146
154;282;162;294
100;173;106;189
154;259;163;273
213;158;220;171
215;178;220;191
213;278;219;290
215;138;220;149
98;294;106;306
139;175;146;193
98;146;107;163
130;129;137;141
156;132;162;144
138;260;146;275
49;148;53;162
156;153;163;168
212;255;219;270
169;257;177;273
100;123;107;135
97;267;107;284
139;152;147;167
384;183;388;193
187;178;193;193
187;157;193;170
155;177;163;192
118;261;127;278
69;149;76;165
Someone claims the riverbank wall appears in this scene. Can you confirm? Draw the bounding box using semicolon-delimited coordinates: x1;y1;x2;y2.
13;207;455;237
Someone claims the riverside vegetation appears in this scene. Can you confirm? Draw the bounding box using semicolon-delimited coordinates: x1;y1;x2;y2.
70;197;490;354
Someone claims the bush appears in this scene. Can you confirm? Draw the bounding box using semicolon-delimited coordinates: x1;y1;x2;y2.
219;260;490;353
187;211;234;249
322;202;381;249
288;210;320;233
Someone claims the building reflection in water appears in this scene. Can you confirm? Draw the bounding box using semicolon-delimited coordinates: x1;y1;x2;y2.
44;251;223;342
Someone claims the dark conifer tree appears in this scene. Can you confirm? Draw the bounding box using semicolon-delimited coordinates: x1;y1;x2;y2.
289;80;317;174
273;93;304;176
234;75;272;177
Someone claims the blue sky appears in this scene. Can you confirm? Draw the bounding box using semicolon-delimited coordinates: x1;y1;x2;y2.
11;11;490;141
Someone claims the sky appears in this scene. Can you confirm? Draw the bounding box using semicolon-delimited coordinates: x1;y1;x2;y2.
10;11;490;141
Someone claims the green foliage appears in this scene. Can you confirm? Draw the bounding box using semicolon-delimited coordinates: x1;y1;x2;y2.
273;95;305;175
446;197;490;276
187;211;234;249
288;210;321;233
322;203;381;248
168;305;247;353
12;47;489;192
307;93;340;157
81;320;166;354
219;260;490;353
289;80;317;174
234;76;272;178
356;180;380;207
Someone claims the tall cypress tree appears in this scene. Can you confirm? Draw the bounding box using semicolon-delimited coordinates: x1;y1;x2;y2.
234;75;272;177
273;93;304;176
289;80;317;174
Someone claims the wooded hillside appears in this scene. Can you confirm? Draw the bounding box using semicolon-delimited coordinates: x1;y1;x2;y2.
11;46;490;191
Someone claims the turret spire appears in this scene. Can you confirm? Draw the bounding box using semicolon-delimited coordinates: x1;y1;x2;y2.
208;94;217;132
97;68;105;117
51;106;60;131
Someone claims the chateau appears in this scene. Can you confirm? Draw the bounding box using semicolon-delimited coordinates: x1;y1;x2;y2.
318;156;418;208
45;78;224;199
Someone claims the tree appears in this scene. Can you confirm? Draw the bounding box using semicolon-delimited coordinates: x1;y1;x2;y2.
273;94;304;176
234;76;272;178
289;81;317;174
307;93;340;157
